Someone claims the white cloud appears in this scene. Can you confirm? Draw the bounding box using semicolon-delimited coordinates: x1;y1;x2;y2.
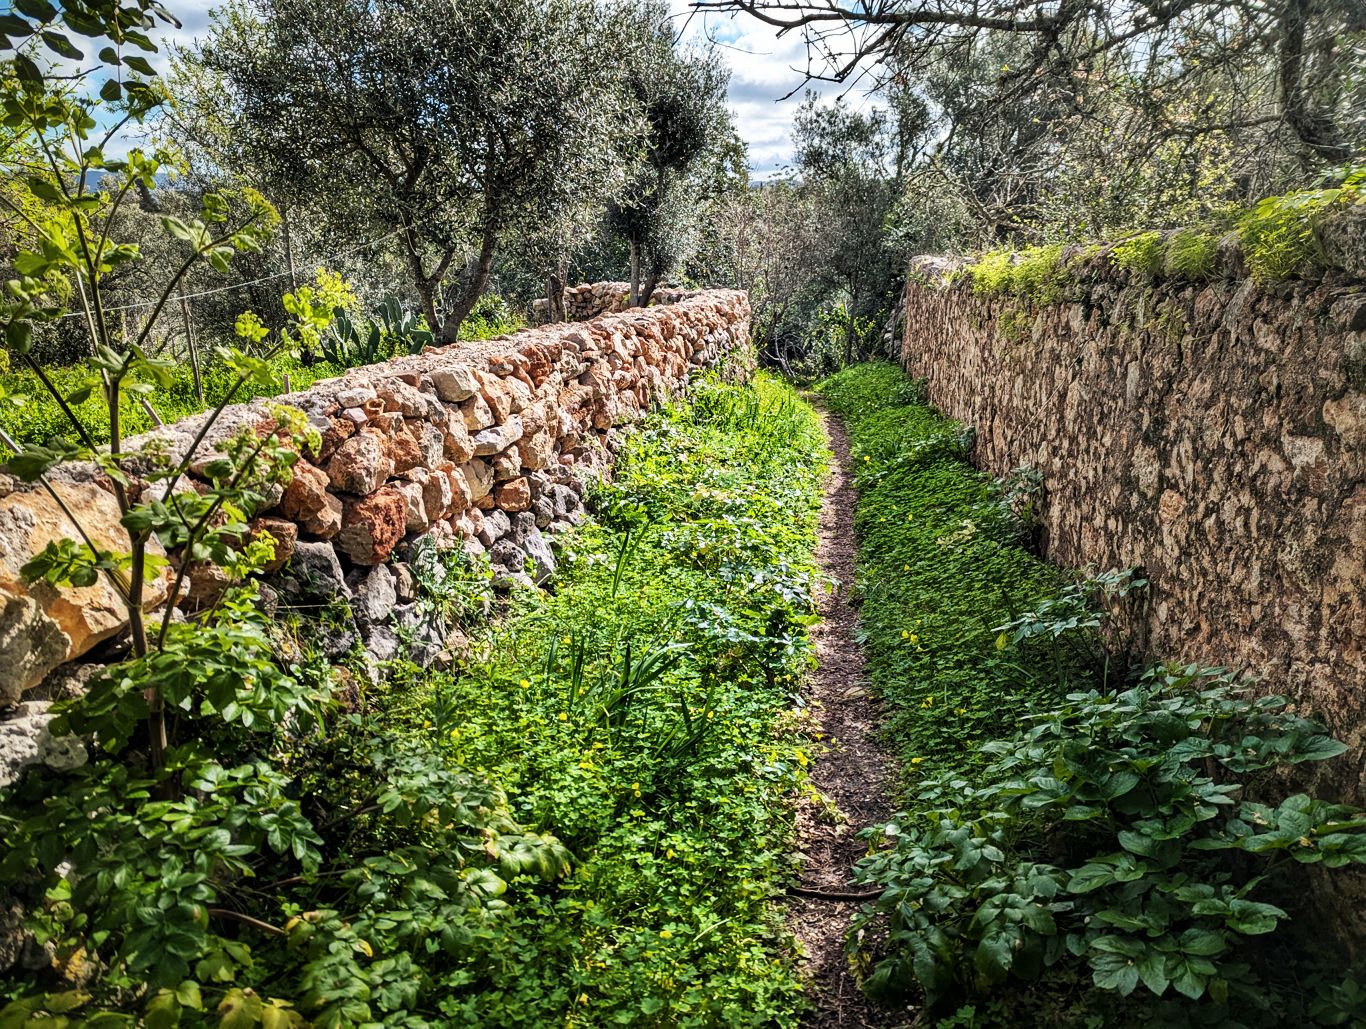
669;3;879;180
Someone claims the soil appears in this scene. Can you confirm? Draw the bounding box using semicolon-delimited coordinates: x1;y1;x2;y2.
788;407;909;1028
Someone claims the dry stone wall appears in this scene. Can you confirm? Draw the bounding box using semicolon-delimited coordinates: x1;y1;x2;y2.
0;288;753;735
530;282;690;324
901;255;1366;797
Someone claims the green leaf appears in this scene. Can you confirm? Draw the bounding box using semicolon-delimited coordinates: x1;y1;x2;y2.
6;320;34;356
40;29;82;59
13;0;56;21
174;981;203;1011
161;216;197;242
144;992;181;1029
11;52;42;85
1179;928;1228;956
122;54;157;76
1136;952;1170;996
1226;899;1284;935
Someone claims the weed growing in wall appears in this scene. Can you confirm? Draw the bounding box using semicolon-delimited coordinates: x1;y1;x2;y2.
1111;230;1166;277
956;170;1366;297
1238;170;1363;282
968;247;1068;306
1162;228;1221;279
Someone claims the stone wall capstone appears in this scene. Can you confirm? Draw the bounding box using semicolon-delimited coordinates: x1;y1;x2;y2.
529;282;690;324
901;255;1366;798
0;287;753;729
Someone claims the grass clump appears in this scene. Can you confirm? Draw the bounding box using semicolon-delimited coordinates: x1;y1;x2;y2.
1163;228;1221;279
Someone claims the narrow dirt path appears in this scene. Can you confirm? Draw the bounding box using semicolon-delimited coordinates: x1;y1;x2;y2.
789;407;900;1029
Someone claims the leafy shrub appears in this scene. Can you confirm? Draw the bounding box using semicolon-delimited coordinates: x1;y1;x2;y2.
1237;170;1363;283
853;666;1366;1018
464;293;523;340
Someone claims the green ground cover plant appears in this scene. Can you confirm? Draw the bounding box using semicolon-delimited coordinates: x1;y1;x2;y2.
815;362;1366;1028
815;363;1080;774
367;371;829;1026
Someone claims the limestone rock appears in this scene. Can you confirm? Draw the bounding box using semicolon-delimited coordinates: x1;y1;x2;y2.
351;564;397;625
430;365;479;402
395;480;430;534
327;432;393;495
251;516;298;574
478;509;511;548
517;428;554;471
462;394;495;431
0;480;172;702
463;459;494;502
442;412;475;464
281;541;350;601
472;416;523;457
338;487;407;565
0;700;87;789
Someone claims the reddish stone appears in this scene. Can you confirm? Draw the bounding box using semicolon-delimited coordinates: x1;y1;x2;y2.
386;429;422;474
281;461;343;539
314;416;356;463
251;516;298;573
494;476;532;513
338;486;406;565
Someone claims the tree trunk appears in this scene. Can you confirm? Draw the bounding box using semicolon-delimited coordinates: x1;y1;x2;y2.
414;277;440;340
628;239;641;307
638;260;662;309
438;226;498;344
547;259;567;323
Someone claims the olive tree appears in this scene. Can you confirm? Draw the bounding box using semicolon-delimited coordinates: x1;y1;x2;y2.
607;1;733;306
181;0;640;342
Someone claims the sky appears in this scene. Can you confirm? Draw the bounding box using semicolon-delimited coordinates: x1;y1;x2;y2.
137;1;867;180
